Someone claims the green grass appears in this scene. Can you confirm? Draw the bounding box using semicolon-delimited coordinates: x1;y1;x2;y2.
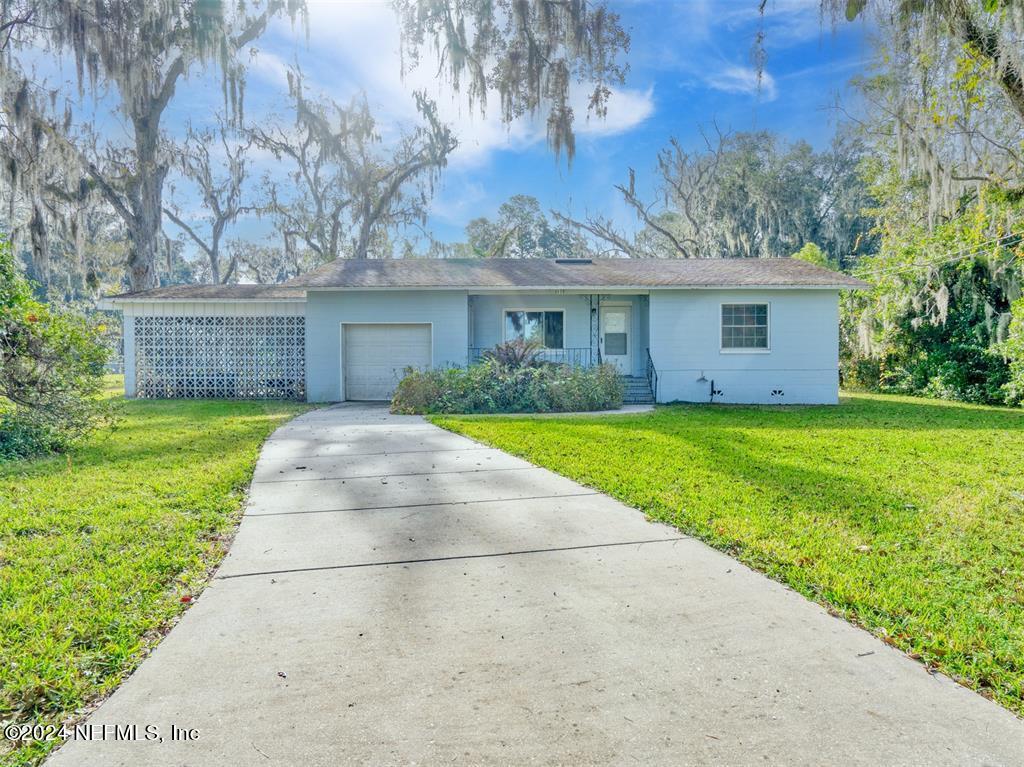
0;379;308;766
431;392;1024;716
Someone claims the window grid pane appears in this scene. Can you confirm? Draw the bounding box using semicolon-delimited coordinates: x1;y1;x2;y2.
505;311;524;338
605;332;627;355
505;310;564;349
721;304;768;349
544;312;564;349
525;312;543;343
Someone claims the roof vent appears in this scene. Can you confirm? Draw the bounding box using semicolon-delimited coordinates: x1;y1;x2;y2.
555;258;592;264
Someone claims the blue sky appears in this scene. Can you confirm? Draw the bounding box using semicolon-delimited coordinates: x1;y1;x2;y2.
162;0;870;252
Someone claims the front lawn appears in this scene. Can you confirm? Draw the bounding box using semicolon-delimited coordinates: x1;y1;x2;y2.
431;392;1024;716
0;379;307;766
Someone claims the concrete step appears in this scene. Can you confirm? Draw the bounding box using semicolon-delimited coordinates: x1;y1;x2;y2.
621;374;655;405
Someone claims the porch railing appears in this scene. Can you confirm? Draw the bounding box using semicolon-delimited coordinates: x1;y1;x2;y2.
645;347;658;400
468;347;594;367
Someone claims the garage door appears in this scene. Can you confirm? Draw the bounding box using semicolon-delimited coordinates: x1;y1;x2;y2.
343;323;432;401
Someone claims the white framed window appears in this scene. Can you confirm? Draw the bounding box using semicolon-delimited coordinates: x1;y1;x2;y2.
721;303;770;352
504;310;564;349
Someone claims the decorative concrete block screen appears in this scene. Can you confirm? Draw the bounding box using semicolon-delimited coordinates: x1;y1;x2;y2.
134;316;305;399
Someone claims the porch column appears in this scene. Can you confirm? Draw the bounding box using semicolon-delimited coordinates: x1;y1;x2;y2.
589;294;601;365
123;314;137;398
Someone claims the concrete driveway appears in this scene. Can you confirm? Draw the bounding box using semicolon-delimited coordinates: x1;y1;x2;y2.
50;405;1024;766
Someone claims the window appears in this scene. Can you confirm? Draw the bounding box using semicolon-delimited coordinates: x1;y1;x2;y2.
603;308;628;355
721;303;769;350
504;310;564;349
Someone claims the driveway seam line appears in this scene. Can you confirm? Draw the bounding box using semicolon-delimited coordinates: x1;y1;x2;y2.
216;537;687;579
252;466;536;485
243;491;602;517
258;446;490;460
276;427;443;434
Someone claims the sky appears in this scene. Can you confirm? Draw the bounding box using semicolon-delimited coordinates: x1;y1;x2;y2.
162;0;870;253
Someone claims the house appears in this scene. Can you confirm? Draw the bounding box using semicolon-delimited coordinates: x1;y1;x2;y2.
102;258;867;405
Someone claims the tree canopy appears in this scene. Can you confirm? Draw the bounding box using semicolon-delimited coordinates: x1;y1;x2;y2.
560;130;875;264
831;0;1024;404
1;1;630;292
0;0;305;290
250;70;457;263
460;194;587;258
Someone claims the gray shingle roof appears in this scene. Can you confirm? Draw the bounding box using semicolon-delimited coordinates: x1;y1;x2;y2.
107;284;306;301
287;257;867;289
107;258;867;301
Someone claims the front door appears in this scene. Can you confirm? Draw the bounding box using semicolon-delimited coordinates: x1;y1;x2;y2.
600;305;631;373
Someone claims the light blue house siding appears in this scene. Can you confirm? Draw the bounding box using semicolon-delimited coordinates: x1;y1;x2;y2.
305;290;470;402
470;293;591;351
648;289;840;405
109;258;857;405
302;287;839;404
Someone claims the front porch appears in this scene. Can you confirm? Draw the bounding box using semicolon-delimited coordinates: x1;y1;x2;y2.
466;292;656;403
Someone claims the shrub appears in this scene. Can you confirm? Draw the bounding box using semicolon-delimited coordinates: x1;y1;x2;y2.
1003;296;1024;406
391;359;625;414
842;258;1019;406
792;242;834;269
481;339;543;369
0;239;113;459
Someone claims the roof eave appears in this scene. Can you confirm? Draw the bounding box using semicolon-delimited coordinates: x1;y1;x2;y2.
301;283;864;291
101;296;307;305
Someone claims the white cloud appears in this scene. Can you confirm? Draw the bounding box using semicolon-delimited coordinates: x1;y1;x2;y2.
631;0;835;105
573;85;656;137
715;0;829;48
428;179;489;225
246;47;291;89
257;1;651;168
705;66;777;101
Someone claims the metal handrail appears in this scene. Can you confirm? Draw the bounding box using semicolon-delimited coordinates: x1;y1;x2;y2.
468;346;594;367
645;347;658;401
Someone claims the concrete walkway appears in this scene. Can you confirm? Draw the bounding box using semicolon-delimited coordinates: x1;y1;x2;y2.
50;405;1024;766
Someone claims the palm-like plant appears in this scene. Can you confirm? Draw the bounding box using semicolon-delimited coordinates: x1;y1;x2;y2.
482;339;543;369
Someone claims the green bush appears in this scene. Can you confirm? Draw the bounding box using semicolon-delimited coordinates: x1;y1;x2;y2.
1003;296;1024;406
0;239;113;459
391;359;625;414
792;242;834;269
481;339;544;368
842;250;1021;406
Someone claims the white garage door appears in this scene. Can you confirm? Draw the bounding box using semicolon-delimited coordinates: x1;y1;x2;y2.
343;323;432;401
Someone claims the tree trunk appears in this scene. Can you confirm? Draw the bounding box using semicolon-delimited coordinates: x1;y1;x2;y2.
28;200;49;286
126;119;167;292
126;193;163;290
209;247;220;284
354;199;373;259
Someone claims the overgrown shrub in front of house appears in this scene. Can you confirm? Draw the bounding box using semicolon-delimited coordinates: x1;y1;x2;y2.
0;239;113;459
391;341;625;414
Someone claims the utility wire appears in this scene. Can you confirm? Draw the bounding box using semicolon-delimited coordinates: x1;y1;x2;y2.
850;232;1022;281
851;232;1016;274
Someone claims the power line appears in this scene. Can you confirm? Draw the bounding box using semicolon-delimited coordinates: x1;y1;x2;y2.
852;232;1022;281
852;232;1016;274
